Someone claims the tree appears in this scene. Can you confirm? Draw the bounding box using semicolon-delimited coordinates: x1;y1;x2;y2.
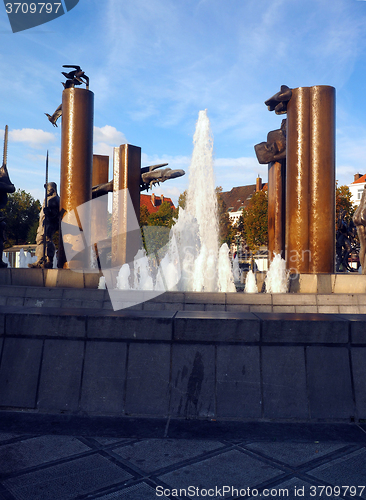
0;189;41;247
336;184;355;224
216;187;236;246
239;190;268;254
140;201;177;256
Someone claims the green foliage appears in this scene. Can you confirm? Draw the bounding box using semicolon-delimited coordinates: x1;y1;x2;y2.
140;201;177;256
336;184;355;224
216;186;236;246
0;189;41;247
239;190;268;254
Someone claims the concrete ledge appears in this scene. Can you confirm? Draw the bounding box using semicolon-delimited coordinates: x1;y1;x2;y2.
0;306;365;423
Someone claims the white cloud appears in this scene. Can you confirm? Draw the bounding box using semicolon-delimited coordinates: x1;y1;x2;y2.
9;129;56;148
94;125;127;145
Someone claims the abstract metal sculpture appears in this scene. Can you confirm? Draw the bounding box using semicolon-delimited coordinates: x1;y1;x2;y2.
62;65;89;89
254;119;287;165
353;186;366;274
265;85;292;115
91;163;185;198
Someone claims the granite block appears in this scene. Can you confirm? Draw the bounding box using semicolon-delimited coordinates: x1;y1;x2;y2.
84;271;103;289
226;293;272;305
272;294;317;305
11;268;44;287
63;288;104;301
216;345;261;418
56;269;85;288
6;297;24;307
226;304;250;312
171;344;215;418
306;346;354;419
25;287;63;298
24;298;63;308
0;269;11;285
272;305;296;313
37;339;85;411
0;338;43;408
6;313;86;338
249;305;273;313
333;274;366;293
174;311;260;342
348;316;366;344
0;285;26;297
351;348;366;419
295;305;318;314
262;346;308;419
80;342;127;413
317;305;339;314
317;294;355;305
184;292;226;304
125;343;170;416
86;312;173;340
259;313;349;343
44;269;58;287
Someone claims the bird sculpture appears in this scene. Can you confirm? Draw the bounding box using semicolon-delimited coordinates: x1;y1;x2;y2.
45;104;62;127
62;65;89;89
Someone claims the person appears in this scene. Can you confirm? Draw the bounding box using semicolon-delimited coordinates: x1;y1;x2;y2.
29;182;60;269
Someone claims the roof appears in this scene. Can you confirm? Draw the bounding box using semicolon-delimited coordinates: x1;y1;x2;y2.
352;174;366;184
140;193;175;214
220;184;267;213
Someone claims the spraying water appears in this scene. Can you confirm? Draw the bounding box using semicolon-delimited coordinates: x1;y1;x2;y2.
244;270;258;293
265;253;289;293
115;109;236;293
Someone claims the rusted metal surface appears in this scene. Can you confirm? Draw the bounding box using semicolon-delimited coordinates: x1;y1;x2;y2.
308;86;335;273
59;87;94;269
91;155;109;269
286;86;311;274
268;160;286;262
111;144;141;268
285;85;335;274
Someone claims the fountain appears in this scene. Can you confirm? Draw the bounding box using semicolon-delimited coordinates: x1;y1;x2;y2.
244;270;258;293
265;253;289;293
114;109;236;295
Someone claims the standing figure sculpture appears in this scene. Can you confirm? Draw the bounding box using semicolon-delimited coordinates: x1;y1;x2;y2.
29;182;60;269
353;185;366;274
336;209;356;272
0;125;15;268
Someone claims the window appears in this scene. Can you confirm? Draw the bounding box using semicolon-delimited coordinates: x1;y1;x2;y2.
358;189;364;200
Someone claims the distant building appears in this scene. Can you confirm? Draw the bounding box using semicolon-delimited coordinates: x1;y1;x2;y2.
220;177;267;225
348;173;366;207
140;193;175;214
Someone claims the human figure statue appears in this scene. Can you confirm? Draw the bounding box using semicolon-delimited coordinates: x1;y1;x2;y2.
336;209;355;272
29;182;60;269
353;186;366;274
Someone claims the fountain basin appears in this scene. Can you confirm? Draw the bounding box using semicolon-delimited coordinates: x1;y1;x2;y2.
0;302;365;423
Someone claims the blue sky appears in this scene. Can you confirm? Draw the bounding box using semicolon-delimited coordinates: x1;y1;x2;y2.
1;0;366;205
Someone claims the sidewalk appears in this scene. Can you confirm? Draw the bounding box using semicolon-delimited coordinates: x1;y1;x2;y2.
0;415;365;500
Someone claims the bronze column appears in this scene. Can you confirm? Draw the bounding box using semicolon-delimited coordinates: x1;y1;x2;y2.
309;86;335;273
91;154;109;268
268;159;286;261
111;144;141;268
58;87;94;269
286;87;311;274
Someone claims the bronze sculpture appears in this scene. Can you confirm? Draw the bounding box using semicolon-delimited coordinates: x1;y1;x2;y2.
61;65;89;89
254;119;287;164
29;182;60;269
92;163;185;198
336;209;357;272
353;186;366;274
45;104;62;127
265;85;292;115
0;126;15;268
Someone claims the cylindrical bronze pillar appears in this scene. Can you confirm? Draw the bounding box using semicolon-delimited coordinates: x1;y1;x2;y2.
59;87;94;269
286;87;311;274
111;144;141;268
91;154;109;269
309;86;335;273
268;160;286;261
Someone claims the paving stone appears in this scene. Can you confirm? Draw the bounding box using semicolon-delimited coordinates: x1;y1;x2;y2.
306;346;354;420
249;305;273;312
25;287;63;298
24;298;63;308
295;305;318;313
245;441;347;466
262;346;308;419
170;344;215;418
0;285;26;297
184;292;226;304
6;313;86;338
216;346;261;419
0;269;11;285
339;305;361;314
267;477;340;500
0;338;43;408
125;343;170;416
37;339;85;411
348;316;366;344
351;348;366;419
272;305;296;313
308;448;366;498
97;483;165;500
6;296;24;307
0;435;90;473
226;293;272;305
226;304;250;312
111;438;223;473
184;303;205;311
3;454;132;500
63;288;104;300
159;449;283;491
86;313;173;340
317;294;355;305
80;342;127;413
272;294;317;305
174;311;260;342
317;305;339;314
259;313;349;343
151;291;185;303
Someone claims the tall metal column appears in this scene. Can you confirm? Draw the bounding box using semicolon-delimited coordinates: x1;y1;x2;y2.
91;154;109;269
309;86;335;273
268;159;286;261
111;144;141;268
286;87;311;274
58;87;94;269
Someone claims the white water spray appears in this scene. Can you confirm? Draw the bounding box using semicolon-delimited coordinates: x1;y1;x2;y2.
244;270;258;293
265;253;289;293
